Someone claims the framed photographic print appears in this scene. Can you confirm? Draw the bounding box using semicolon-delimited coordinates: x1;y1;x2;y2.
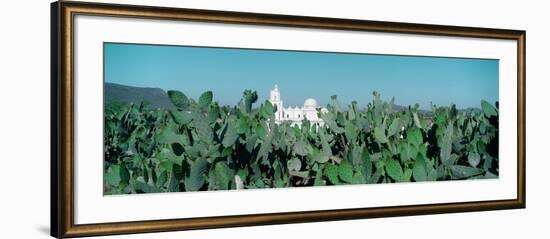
51;1;526;238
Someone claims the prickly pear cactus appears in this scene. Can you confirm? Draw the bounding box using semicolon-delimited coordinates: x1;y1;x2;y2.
103;89;499;194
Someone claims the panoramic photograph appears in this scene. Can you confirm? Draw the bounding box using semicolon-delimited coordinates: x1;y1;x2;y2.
103;43;499;195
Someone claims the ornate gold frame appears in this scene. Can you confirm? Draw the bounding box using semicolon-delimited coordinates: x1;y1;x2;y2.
51;1;526;238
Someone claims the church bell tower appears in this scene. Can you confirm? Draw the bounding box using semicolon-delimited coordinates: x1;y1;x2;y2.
269;85;283;121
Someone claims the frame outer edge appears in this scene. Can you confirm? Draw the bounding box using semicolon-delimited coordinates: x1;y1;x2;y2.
59;1;75;238
54;1;527;237
518;31;526;208
50;1;60;238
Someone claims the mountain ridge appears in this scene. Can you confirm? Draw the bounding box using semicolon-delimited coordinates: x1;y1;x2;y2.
104;82;483;114
104;82;174;109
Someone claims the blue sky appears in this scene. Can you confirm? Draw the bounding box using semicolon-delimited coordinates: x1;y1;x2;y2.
104;43;498;109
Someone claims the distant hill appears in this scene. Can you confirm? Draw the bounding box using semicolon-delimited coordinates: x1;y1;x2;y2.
104;82;483;114
391;104;481;117
104;82;173;109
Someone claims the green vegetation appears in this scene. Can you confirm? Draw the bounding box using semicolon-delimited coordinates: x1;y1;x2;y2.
103;90;498;194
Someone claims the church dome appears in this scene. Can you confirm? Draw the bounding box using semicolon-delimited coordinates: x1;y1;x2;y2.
303;98;319;108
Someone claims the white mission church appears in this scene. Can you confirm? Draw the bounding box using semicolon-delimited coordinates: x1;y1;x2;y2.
269;85;327;126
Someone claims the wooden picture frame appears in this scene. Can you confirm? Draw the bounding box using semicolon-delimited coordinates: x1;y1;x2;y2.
51;1;525;238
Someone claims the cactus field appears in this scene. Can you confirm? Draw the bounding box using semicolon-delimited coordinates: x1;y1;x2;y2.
103;90;498;194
